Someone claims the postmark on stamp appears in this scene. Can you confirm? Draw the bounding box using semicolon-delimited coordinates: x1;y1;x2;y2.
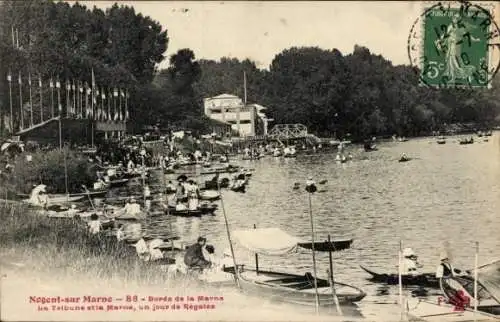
408;1;500;88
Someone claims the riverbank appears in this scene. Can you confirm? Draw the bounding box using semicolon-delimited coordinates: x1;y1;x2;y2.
0;202;170;287
0;203;364;322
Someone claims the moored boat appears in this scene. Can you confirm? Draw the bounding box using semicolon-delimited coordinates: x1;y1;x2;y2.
440;259;500;316
224;227;366;306
69;189;108;198
360;265;440;288
22;194;85;205
108;178;129;188
199;190;220;201
436;136;446;144
165;204;217;217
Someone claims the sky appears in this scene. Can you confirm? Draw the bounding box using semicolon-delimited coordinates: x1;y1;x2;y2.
72;1;430;69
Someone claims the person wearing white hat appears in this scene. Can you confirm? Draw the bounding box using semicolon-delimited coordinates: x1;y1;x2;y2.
436;252;455;279
123;197;141;216
401;247;422;276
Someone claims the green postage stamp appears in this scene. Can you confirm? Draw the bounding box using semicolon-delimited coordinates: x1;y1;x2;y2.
408;1;500;88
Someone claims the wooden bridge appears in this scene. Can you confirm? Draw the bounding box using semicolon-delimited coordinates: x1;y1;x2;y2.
232;123;321;147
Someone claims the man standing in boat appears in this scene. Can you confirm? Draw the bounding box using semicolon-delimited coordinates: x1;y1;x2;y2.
436;253;455;279
184;237;212;270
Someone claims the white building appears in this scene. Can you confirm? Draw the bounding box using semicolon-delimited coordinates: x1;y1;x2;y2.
204;94;271;137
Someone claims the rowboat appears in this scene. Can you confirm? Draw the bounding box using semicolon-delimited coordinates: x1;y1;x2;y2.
225;227;366;306
108;178;129;188
69;189;108;198
199;190;220;201
165;204;217;217
225;268;366;306
436;136;446;144
22;194;85;205
440;259;500;316
360;265;440;288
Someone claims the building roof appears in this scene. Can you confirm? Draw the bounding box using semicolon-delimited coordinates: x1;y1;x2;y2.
206;93;241;100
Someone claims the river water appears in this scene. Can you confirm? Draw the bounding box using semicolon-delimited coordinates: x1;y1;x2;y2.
108;134;500;320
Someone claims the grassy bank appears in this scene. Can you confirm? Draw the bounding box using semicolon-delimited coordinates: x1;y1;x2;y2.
0;202;177;289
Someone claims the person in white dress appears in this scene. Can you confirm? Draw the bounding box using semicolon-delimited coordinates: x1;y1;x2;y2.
88;213;102;235
123;198;141;215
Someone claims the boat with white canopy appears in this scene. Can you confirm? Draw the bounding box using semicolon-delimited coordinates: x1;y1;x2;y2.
223;227;366;307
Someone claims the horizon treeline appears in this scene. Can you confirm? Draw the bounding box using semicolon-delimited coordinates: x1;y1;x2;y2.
1;0;499;139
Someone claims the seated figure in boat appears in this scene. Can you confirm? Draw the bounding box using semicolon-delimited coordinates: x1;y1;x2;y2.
88;213;102;235
93;176;107;190
123;197;141;215
401;248;422;276
184;237;212;271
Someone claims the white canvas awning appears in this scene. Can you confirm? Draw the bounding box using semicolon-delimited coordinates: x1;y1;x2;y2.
233;227;354;256
233;228;303;256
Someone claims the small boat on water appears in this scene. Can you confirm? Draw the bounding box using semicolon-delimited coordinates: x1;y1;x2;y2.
436;136;446;144
108;178;129;188
440;259;500;316
459;137;474;145
165;204;217;217
360;265;440;288
199;190;220;201
21;185;85;206
283;146;297;158
364;142;377;152
224;228;365;306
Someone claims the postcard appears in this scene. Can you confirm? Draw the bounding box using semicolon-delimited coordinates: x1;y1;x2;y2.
1;1;499;321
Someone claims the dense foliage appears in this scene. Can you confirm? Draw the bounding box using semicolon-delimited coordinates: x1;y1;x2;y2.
194;47;500;139
0;0;168;134
1;1;499;140
12;149;95;194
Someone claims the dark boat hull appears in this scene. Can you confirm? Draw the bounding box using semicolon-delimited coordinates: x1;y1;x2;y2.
360;266;440;288
231;185;246;193
225;268;366;306
108;178;129;188
165;205;217;217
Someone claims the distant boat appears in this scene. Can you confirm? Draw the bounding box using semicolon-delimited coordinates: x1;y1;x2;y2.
364;142;377;152
199;190;220;201
459;137;474;145
165;204;217;217
437;136;446;144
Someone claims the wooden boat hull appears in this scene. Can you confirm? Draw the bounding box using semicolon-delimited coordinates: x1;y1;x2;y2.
108;178;129;188
69;190;108;198
360;265;440;288
165;205;217;217
231;185;246;193
22;195;85;205
227;268;366;306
